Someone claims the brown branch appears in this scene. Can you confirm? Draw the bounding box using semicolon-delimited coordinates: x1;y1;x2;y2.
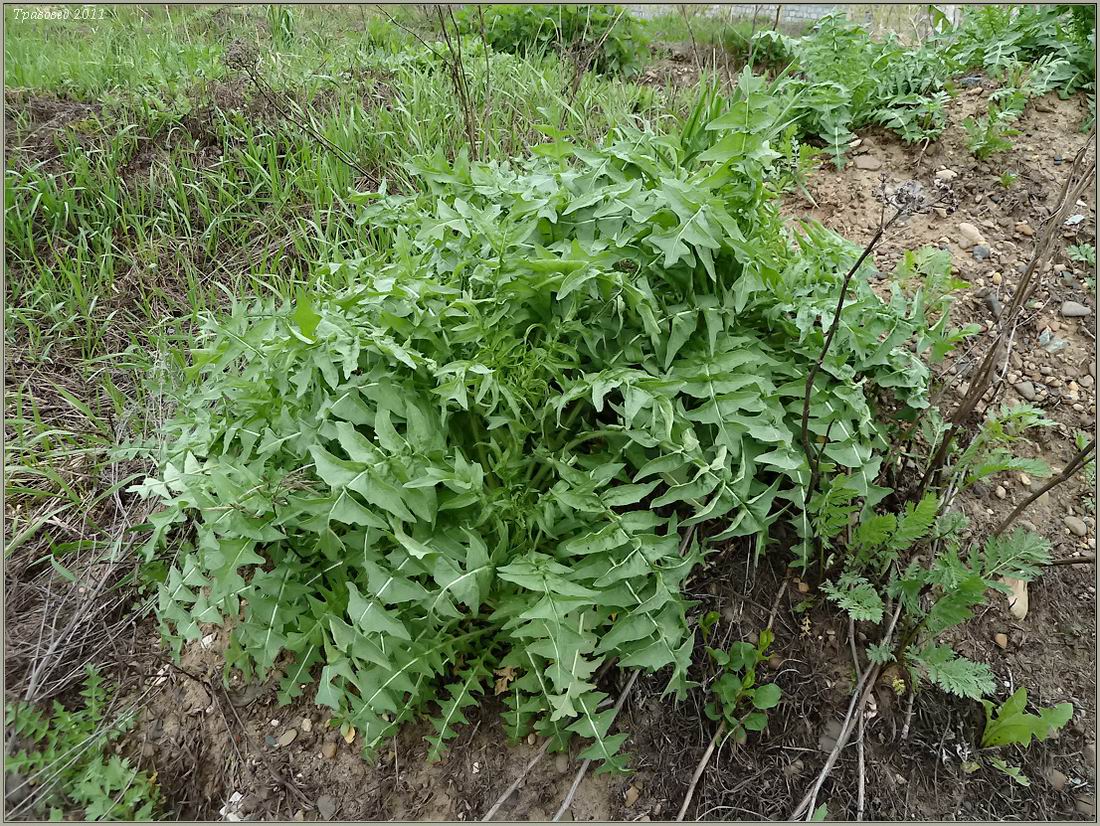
799;205;903;573
914;133;1096;499
1045;553;1096;567
232;55;375;185
792;599;904;821
991;439;1096;538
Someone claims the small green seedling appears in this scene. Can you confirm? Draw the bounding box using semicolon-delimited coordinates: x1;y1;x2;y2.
960;687;1074;786
1067;243;1096;267
704;628;782;745
980;687;1073;749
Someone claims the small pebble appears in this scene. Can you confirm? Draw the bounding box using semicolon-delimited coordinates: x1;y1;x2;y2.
1062;301;1091;318
995;485;1007;500
301;717;312;733
1065;516;1088;537
1044;768;1069;792
277;728;297;748
957;222;986;249
321;741;337;759
1015;222;1035;237
994;633;1008;650
316;795;337;820
1014;381;1038;401
972;244;991;261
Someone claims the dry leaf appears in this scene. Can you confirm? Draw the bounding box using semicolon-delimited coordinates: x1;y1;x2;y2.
1003;576;1029;620
494;666;517;696
343;726;356;744
624;785;640;807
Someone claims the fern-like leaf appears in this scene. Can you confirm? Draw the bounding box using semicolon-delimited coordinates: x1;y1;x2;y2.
822;574;885;623
910;643;995;699
981;528;1052;583
888;493;939;550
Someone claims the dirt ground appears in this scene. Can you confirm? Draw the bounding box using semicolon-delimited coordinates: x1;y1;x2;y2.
6;61;1096;824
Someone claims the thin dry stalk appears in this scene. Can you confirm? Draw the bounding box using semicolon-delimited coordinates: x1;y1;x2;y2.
552;669;641;822
791;600;904;821
915;132;1096;498
991;439;1096;538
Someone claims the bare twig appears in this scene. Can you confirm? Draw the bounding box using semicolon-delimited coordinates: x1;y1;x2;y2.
1044;553;1097;567
991;439;1095;538
915;132;1096;499
230;49;376;185
856;711;866;822
676;720;725;822
564;8;626;108
792;600;904;821
480;736;554;821
848;617;866;821
434;6;479;159
899;690;916;740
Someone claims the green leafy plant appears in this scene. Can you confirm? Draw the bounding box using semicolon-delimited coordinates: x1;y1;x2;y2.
748;6;1094;168
948;403;1053;493
267;4;295;48
134;74;963;773
962;687;1075;787
998;171;1018;188
981;687;1073;748
704;628;781;745
964;107;1021;159
456;4;649;76
876;91;950;144
842;508;1050;699
1068;243;1097;267
5;668;162;821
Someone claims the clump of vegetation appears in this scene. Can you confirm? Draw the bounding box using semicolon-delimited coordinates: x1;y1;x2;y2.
747;5;1095;167
704;628;781;745
133;74;967;771
456;4;649;76
1068;242;1097;267
961;687;1074;786
758;14;955;167
5;668;161;821
964;106;1021;159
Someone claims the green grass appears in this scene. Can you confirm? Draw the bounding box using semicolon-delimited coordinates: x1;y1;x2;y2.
5;6;692;346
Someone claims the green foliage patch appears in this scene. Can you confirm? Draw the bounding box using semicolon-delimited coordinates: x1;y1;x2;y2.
5;668;161;821
753;5;1094;168
133;75;965;772
456;4;649;76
